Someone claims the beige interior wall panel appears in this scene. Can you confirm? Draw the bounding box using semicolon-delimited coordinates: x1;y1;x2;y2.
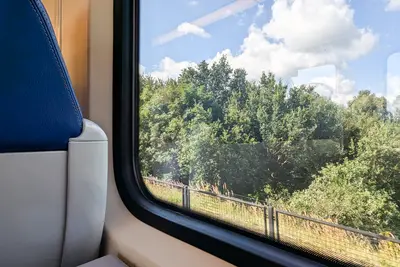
42;0;90;117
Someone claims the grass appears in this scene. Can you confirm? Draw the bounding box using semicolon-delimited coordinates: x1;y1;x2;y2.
144;179;400;267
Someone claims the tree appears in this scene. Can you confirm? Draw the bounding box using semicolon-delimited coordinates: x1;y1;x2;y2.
139;59;400;236
209;55;233;107
288;120;400;234
288;161;400;234
348;90;389;119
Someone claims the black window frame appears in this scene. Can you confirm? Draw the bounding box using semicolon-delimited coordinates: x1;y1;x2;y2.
112;0;358;266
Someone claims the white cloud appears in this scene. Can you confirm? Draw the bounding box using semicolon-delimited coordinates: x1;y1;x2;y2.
264;0;375;53
385;53;400;110
151;0;377;88
386;0;400;11
150;57;196;80
153;0;258;45
176;22;211;38
139;64;145;74
310;74;356;105
256;4;264;17
188;0;199;6
292;65;356;106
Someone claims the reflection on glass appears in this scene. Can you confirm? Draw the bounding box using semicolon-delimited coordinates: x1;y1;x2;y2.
387;53;400;119
139;1;400;265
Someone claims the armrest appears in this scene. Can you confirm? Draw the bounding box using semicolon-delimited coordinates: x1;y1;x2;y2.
62;119;108;267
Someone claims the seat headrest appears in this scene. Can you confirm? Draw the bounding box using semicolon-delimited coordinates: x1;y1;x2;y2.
0;0;83;153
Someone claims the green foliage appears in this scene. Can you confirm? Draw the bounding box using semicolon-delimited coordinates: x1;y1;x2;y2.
348;90;389;119
289;120;400;234
289;158;400;234
139;57;400;235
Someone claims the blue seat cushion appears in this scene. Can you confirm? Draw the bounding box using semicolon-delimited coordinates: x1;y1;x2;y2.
0;0;83;153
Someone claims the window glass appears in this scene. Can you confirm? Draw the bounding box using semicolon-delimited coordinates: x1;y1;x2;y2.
139;1;400;265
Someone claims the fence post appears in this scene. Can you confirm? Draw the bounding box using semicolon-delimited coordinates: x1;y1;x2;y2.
263;206;267;237
186;187;191;210
275;210;280;242
268;206;275;240
182;186;186;208
182;186;191;210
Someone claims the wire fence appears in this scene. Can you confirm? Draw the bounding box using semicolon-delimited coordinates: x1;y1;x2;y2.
144;177;400;266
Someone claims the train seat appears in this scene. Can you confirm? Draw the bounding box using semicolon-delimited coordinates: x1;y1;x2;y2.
0;1;107;266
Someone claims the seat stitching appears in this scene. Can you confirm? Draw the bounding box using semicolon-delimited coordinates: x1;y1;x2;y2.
28;0;83;129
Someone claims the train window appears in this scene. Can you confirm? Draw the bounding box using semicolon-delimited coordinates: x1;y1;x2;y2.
114;0;400;266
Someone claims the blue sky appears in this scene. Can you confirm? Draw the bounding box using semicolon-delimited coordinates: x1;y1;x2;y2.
140;0;400;107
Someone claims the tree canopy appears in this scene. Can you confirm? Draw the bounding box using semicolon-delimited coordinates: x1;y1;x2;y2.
139;56;400;236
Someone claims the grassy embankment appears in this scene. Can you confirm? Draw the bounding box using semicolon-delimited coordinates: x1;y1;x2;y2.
145;179;400;267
